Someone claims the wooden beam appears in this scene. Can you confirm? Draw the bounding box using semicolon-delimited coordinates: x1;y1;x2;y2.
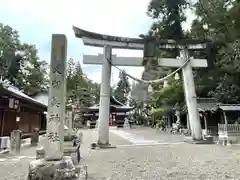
83;54;208;68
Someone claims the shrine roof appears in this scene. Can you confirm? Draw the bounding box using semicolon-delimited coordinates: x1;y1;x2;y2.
219;104;240;111
87;96;133;112
0;82;47;110
182;98;219;112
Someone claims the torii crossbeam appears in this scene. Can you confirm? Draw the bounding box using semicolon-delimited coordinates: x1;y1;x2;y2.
73;26;208;144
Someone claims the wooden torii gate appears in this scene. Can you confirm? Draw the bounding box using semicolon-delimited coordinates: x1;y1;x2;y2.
73;26;208;145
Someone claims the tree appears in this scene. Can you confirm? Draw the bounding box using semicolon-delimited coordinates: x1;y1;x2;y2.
114;70;131;104
88;80;100;104
147;0;189;40
189;0;240;103
66;60;100;107
0;23;48;95
137;0;190;111
66;58;76;99
154;79;184;107
20;43;48;95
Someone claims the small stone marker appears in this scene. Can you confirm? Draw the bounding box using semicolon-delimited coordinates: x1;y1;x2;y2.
10;130;21;154
123;118;130;129
31;128;39;146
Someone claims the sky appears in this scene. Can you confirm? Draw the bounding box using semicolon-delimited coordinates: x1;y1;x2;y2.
0;0;195;86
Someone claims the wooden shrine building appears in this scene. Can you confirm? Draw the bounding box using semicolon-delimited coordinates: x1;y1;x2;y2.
0;83;47;137
84;96;133;127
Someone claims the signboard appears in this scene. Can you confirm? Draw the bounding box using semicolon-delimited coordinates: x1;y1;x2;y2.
8;98;19;109
116;112;125;115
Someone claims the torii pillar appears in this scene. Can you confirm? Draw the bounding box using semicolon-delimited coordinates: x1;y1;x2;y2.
97;45;112;145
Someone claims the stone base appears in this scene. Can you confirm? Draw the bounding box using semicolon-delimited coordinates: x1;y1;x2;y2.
36;144;81;165
91;143;116;149
27;156;79;180
217;139;232;146
184;137;214;144
184;136;214;144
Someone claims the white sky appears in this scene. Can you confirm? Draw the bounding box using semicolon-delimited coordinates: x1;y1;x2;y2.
0;0;195;86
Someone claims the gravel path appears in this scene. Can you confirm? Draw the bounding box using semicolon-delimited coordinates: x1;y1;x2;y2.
83;127;240;180
0;145;38;180
1;127;240;180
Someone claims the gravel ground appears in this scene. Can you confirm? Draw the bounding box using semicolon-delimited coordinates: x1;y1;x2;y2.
0;145;38;180
1;127;240;180
83;127;240;180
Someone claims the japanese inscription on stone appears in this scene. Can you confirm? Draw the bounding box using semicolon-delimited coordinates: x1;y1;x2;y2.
47;132;60;142
44;35;67;160
48;113;60;123
50;96;60;107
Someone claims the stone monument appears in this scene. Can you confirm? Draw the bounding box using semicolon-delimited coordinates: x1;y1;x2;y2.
27;35;79;180
123;118;130;129
10;130;21;154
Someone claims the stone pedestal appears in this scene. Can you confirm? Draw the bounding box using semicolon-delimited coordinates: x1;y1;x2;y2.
73;113;84;128
66;107;73;131
10;130;22;154
31;128;39;146
123;118;130;129
27;156;79;180
36;138;82;166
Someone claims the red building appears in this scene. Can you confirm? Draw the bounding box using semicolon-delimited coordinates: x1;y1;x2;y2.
84;96;133;128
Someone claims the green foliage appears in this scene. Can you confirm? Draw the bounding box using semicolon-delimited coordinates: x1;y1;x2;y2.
141;0;240;107
147;0;189;40
66;59;100;107
149;107;164;116
191;0;240;103
0;23;48;95
139;0;189;112
154;79;184;107
114;70;131;104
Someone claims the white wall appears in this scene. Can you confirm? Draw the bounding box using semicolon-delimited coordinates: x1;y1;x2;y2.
33;93;48;106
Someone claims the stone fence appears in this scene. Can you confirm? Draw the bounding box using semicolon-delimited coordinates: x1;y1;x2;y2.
218;123;240;145
0;129;45;154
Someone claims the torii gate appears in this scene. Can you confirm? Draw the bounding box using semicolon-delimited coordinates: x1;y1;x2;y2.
73;26;208;145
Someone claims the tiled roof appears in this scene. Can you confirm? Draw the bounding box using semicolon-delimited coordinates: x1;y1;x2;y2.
219;104;240;111
183;98;219;111
0;81;47;109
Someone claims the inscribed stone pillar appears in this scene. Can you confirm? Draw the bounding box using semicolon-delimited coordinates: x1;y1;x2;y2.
44;34;67;161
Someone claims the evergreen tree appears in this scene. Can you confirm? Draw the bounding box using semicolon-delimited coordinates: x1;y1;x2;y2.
66;60;100;106
114;70;131;104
